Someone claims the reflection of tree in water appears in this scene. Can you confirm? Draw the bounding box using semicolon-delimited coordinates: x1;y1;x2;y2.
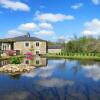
2;59;100;100
22;79;100;100
77;82;100;100
79;60;100;66
71;61;82;75
57;60;82;75
20;60;100;100
57;59;67;71
9;74;21;80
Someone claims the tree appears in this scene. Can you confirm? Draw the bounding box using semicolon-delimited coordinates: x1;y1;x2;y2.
63;36;98;53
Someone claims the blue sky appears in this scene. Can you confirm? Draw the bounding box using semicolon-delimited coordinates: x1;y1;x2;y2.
0;0;100;41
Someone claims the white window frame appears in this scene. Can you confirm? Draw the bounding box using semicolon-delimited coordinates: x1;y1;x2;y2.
36;50;40;54
24;42;30;48
36;41;40;47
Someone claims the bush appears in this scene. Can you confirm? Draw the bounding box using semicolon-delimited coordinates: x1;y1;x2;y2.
25;52;33;57
58;53;60;55
82;53;84;56
67;53;69;56
6;50;16;56
56;53;58;55
25;52;33;60
25;52;33;56
93;53;95;56
87;53;89;56
90;53;92;56
10;57;21;64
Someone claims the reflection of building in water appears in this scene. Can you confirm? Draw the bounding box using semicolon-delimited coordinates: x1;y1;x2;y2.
23;57;47;67
0;60;9;67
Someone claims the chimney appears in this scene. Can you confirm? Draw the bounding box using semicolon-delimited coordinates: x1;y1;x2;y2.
26;32;30;37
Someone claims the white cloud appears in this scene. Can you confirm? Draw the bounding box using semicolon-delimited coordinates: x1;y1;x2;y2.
37;78;74;87
7;22;38;37
7;30;25;37
52;35;72;43
22;63;75;87
18;23;38;31
38;22;53;30
92;0;100;5
83;64;100;81
7;21;55;37
23;65;55;78
82;19;100;36
35;30;55;36
0;0;30;11
36;13;74;22
71;3;83;10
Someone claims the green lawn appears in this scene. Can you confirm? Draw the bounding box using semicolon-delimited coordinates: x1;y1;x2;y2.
47;53;100;61
0;55;24;60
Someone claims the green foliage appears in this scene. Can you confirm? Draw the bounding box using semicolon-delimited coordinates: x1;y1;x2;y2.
56;53;57;55
59;53;61;55
62;36;100;53
10;57;21;64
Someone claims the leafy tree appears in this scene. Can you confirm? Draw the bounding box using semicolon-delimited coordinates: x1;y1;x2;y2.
61;36;100;54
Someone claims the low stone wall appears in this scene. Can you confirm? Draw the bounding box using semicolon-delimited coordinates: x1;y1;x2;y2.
0;64;35;73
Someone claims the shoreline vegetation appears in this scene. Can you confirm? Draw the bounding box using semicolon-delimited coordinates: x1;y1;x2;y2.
1;53;100;61
0;55;24;60
47;36;100;61
0;53;100;74
47;53;100;61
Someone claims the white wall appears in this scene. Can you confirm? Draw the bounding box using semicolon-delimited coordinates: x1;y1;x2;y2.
48;49;61;53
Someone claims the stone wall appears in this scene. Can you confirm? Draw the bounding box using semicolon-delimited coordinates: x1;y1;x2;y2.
14;41;47;55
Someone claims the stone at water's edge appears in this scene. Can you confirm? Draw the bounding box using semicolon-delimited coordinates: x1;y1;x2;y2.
0;64;35;73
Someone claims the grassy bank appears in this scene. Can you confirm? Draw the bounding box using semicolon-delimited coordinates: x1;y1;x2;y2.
46;53;100;61
0;55;24;60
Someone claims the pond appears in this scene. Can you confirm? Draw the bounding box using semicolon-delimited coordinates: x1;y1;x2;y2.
0;57;100;100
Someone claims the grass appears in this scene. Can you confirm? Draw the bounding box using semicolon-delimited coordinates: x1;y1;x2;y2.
46;53;100;61
1;53;100;61
0;55;24;60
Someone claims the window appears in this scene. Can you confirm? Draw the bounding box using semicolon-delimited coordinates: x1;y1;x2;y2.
3;45;6;50
36;51;39;55
25;43;29;47
25;60;29;64
36;60;39;64
36;42;39;47
3;45;5;50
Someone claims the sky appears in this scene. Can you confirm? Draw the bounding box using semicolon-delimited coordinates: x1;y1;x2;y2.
0;0;100;41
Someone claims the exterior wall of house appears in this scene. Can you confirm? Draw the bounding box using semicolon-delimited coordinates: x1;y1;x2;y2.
14;41;47;55
48;49;62;53
33;41;47;55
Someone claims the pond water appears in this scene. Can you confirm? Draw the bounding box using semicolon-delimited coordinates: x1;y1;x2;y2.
0;58;100;100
